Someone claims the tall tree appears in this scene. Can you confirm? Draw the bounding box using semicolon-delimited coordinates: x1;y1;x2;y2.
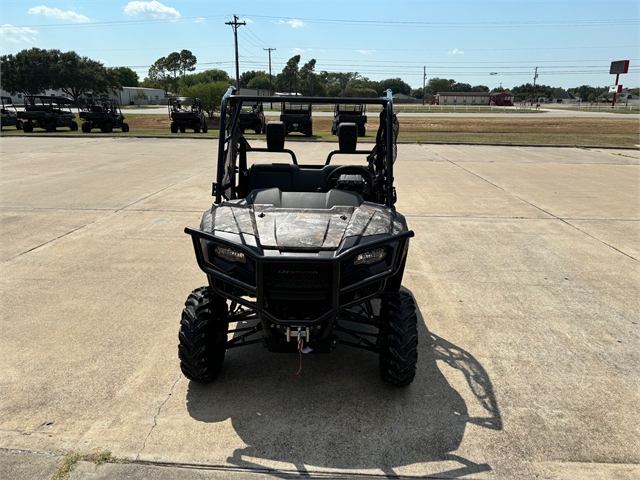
55;51;121;103
0;48;59;96
299;59;325;96
180;69;231;90
179;49;197;78
146;57;171;93
276;55;301;93
113;67;139;87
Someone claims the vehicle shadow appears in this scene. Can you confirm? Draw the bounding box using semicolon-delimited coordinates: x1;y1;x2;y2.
186;290;502;477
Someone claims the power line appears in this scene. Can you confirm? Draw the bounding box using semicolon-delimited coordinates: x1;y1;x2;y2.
244;14;639;28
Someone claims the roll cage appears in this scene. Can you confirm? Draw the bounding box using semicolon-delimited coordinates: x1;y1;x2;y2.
216;87;398;208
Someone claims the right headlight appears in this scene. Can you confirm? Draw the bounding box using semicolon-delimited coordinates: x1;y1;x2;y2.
354;247;386;266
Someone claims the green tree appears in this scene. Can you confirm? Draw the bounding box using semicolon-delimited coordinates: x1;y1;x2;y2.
239;70;267;88
145;57;171;93
377;77;411;96
180;69;231;90
342;86;378;98
247;74;271;90
276;55;301;93
181;81;230;118
133;89;147;106
426;78;455;95
320;71;360;96
178;49;197;78
113;67;139;87
299;59;325;96
0;47;59;96
56;51;121;103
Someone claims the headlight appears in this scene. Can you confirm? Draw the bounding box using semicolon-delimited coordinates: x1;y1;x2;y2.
215;245;246;263
354;247;386;266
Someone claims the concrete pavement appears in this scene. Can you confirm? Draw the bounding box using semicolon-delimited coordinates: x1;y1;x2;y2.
1;138;638;479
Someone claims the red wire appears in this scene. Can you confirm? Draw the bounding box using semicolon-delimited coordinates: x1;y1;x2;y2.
293;338;303;377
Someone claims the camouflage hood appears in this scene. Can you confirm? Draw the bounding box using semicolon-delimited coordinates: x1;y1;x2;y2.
200;201;407;251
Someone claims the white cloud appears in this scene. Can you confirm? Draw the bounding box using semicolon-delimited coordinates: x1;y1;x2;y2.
447;48;464;55
292;48;305;54
27;6;90;23
288;19;305;28
194;17;206;24
123;1;180;20
243;18;253;24
357;50;375;55
274;18;306;28
0;24;39;43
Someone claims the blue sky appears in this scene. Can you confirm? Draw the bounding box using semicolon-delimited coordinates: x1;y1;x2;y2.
1;1;638;90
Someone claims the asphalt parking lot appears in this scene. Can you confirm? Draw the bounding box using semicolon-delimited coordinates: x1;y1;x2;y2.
1;137;638;479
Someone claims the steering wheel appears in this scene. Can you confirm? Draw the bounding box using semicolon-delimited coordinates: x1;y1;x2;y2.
325;165;374;200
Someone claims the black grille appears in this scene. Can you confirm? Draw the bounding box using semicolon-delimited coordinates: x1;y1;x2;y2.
265;263;332;291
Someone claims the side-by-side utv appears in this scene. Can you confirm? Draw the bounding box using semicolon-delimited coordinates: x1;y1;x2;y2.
169;97;208;133
19;96;78;133
1;97;23;130
78;98;129;133
180;88;417;387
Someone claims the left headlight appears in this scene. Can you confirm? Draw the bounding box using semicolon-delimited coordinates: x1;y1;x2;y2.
215;245;246;263
354;247;386;266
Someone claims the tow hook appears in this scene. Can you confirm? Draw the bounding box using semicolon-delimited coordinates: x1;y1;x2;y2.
286;326;310;343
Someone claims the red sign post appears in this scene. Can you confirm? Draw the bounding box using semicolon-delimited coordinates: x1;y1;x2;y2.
609;60;630;108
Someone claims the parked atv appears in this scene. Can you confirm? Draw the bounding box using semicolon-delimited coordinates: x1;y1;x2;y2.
332;103;367;136
79;98;129;133
280;102;313;136
1;97;23;130
180;88;418;387
169;97;208;133
237;102;265;134
19;96;78;133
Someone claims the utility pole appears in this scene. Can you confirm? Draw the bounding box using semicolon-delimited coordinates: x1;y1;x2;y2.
226;14;246;90
422;66;427;105
532;67;538;106
264;47;275;95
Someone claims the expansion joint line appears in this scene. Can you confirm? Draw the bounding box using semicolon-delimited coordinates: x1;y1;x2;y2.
136;373;182;460
425;146;638;263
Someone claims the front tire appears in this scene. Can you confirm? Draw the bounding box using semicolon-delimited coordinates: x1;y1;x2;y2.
179;287;229;382
82;122;91;133
23;122;33;133
122;123;129;133
378;291;418;387
170;121;178;133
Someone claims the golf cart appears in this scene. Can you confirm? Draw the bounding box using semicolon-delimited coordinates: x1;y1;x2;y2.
180;88;418;387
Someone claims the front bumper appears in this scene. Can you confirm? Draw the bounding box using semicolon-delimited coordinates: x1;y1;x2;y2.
186;226;413;328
